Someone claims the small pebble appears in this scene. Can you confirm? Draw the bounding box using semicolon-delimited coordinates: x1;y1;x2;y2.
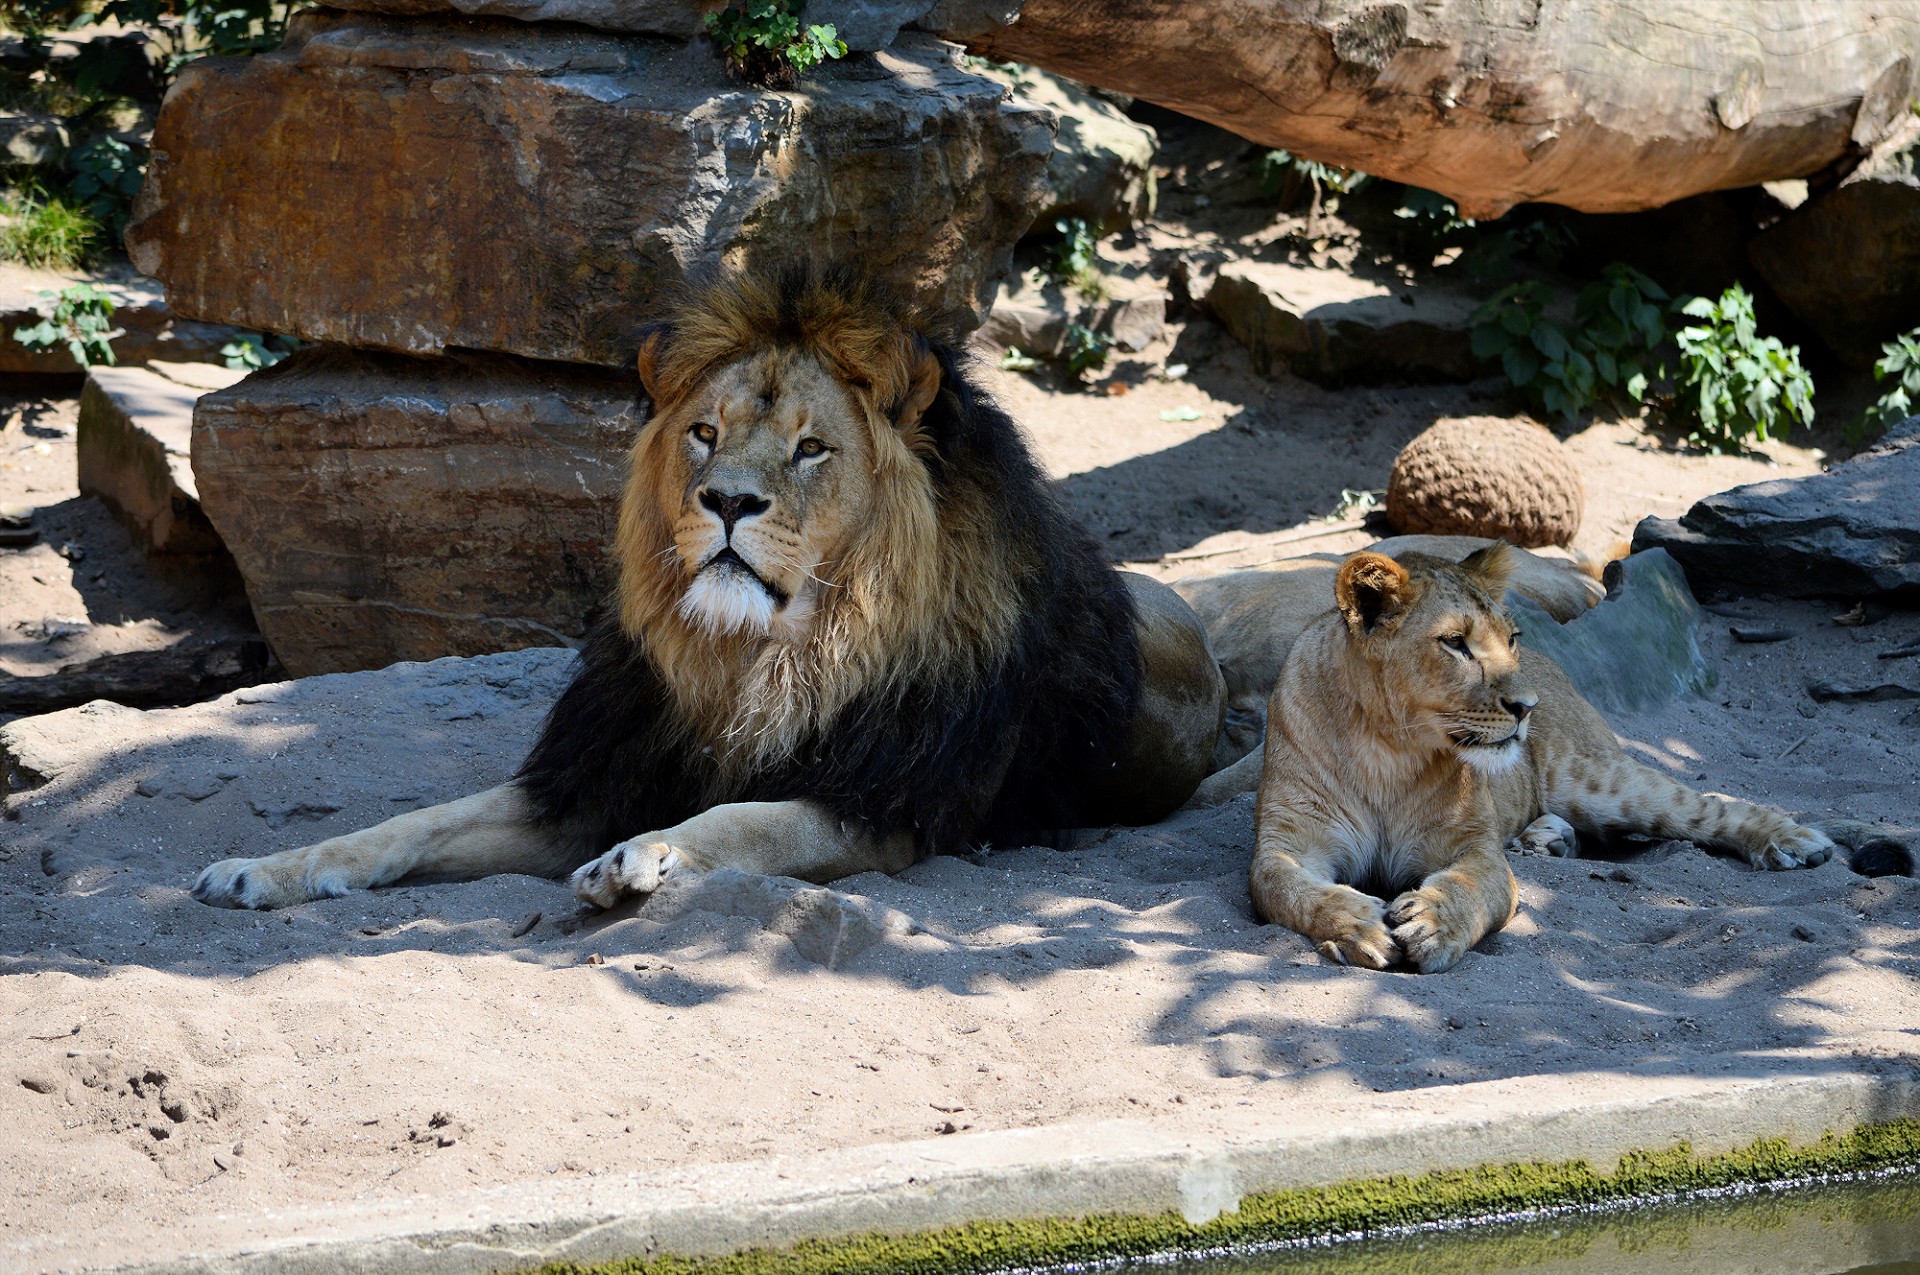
1729;625;1793;643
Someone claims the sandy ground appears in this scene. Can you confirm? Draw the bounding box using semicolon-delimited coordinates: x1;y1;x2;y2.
3;328;1919;1270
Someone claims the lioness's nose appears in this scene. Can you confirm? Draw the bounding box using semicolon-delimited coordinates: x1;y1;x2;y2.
1502;696;1536;722
699;487;770;534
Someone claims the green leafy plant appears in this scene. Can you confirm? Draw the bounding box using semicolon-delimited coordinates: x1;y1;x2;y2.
1060;323;1112;380
12;283;119;365
704;0;846;85
1258;148;1368;234
0;186;102;268
1045;215;1109;298
66;135;144;241
1470;264;1670;422
997;347;1040;373
219;331;301;371
1668;284;1813;451
1851;329;1920;444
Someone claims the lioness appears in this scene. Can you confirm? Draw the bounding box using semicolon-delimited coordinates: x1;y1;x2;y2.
1251;545;1834;973
193;269;1226;910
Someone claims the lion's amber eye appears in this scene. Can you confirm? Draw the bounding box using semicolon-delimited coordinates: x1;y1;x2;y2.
690;422;717;446
794;437;828;461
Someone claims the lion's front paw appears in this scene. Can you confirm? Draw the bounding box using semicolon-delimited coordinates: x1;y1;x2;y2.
1307;887;1399;970
1753;825;1835;872
192;856;316;910
1385;890;1476;974
571;839;684;909
1509;813;1577;859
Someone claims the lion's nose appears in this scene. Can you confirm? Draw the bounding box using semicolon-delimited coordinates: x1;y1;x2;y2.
1502;696;1536;722
699;487;770;535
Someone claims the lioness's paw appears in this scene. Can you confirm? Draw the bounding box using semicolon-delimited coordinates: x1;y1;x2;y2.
192;857;317;910
1385;891;1472;974
1509;813;1577;859
1308;889;1398;970
571;839;683;909
1753;826;1835;872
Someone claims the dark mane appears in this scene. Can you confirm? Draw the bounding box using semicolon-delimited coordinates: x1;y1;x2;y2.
513;286;1142;861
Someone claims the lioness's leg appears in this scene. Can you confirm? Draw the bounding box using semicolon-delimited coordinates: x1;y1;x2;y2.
1250;813;1398;970
1383;840;1520;974
1544;757;1833;871
193;783;574;910
570;799;919;909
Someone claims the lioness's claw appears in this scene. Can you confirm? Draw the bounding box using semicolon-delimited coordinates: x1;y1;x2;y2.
1386;892;1471;974
1511;813;1577;859
571;839;682;909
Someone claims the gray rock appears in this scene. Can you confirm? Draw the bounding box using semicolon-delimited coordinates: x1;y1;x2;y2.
1205;260;1485;386
917;0;1022;39
1512;549;1714;716
127;15;1053;369
1750;145;1920;365
193;346;645;678
78;364;245;558
978;63;1157;235
0;113;68;169
1632;418;1920;602
976;272;1166;357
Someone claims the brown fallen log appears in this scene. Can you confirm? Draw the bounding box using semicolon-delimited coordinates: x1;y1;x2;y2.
0;639;275;714
953;1;1920;218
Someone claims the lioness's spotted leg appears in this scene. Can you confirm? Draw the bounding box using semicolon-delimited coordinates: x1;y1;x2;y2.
1384;839;1520;974
1508;813;1578;858
194;783;575;909
1544;757;1833;871
571;799;919;909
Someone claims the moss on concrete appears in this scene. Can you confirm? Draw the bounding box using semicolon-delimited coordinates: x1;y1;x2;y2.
535;1119;1920;1275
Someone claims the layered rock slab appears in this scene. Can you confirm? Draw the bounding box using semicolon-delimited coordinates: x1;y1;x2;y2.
78;361;246;558
1633;418;1920;602
192;347;646;678
126;14;1052;369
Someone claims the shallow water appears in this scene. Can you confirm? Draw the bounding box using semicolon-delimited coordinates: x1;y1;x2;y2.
1144;1171;1920;1275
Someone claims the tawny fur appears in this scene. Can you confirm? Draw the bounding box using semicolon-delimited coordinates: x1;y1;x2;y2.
1250;547;1833;974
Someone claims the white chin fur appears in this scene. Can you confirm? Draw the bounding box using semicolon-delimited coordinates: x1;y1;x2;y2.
679;571;778;636
1460;737;1525;775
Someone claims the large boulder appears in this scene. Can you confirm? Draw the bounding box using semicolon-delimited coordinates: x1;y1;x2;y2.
192;347;646;678
1750;140;1920;365
978;63;1156;234
1205;260;1483;386
1632;417;1920;602
323;0;953;50
126;14;1052;369
951;0;1920;220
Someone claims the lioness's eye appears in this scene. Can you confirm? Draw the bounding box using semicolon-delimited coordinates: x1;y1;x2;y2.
1509;630;1521;649
794;437;828;461
1439;634;1469;654
690;422;717;446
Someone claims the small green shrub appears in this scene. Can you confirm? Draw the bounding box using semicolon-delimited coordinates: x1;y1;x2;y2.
1060;322;1112;380
704;0;845;85
1669;284;1813;451
219;331;300;371
1470;265;1669;424
1046;215;1110;298
12;282;118;365
1257;149;1369;201
0;188;102;269
66;134;144;241
1851;329;1920;444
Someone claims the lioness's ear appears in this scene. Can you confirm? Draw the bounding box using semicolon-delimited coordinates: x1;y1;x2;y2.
1460;541;1516;595
1336;552;1411;634
635;323;672;405
892;341;943;434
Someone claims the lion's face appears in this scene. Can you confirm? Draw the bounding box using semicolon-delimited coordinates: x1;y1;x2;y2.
647;349;879;639
1336;547;1537;773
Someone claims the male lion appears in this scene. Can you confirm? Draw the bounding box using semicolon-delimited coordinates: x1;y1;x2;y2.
193;269;1225;910
1250;546;1834;974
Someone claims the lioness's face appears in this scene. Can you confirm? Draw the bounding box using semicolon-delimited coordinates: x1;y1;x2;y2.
659;349;877;639
1339;549;1538;771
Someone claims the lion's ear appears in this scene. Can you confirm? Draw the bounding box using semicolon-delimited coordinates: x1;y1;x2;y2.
635;323;672;404
1460;540;1516;595
1336;552;1411;634
892;342;943;434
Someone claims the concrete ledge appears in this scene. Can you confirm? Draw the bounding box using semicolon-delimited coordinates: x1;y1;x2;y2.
113;1070;1920;1275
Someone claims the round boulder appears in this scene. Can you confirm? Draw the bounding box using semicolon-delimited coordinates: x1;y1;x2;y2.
1385;417;1583;548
